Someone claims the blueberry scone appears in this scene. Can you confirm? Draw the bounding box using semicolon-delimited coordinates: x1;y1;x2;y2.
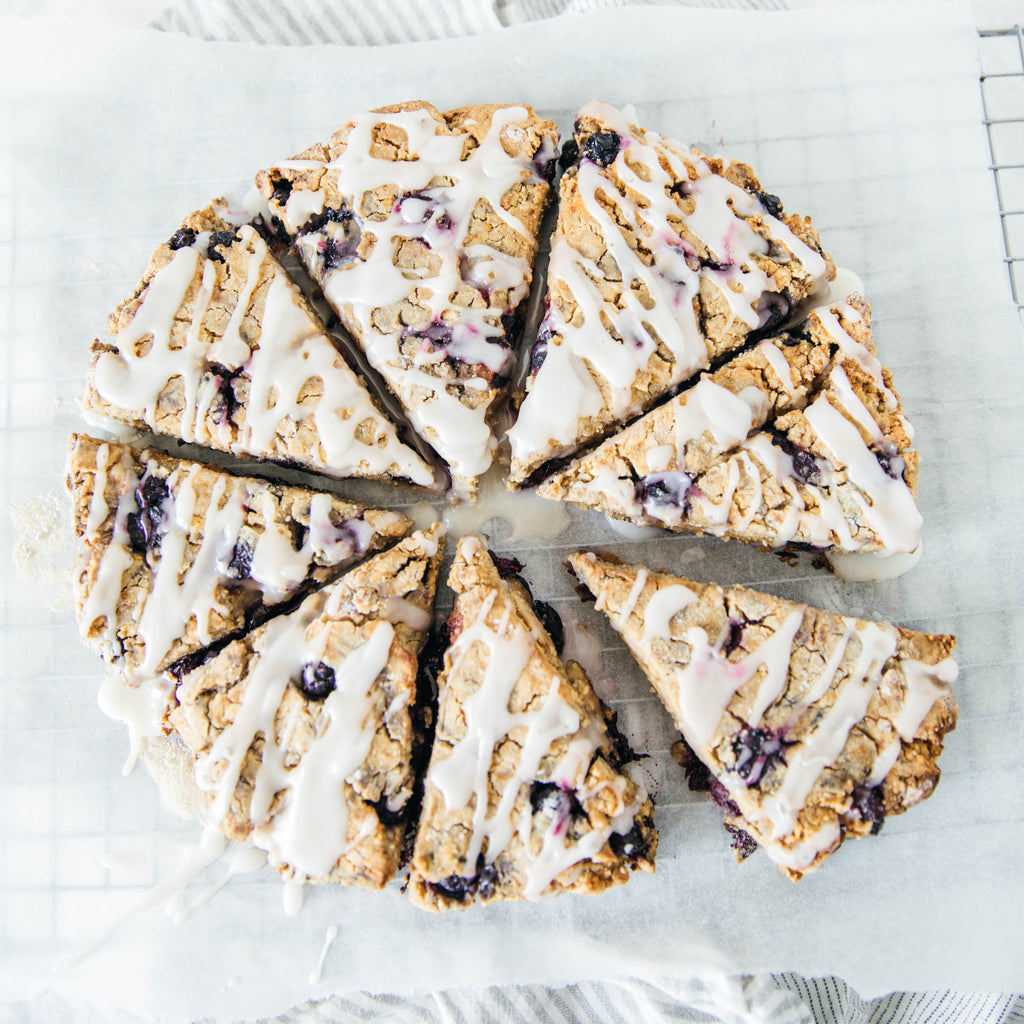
568;551;957;879
168;525;444;888
679;296;920;559
538;294;921;568
255;102;560;502
537;304;836;516
508;100;835;487
84;202;435;488
67;433;413;678
408;535;656;911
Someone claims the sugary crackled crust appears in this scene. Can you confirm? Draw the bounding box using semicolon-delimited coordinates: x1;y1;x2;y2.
67;433;411;676
506;100;836;487
168;525;445;889
84;201;434;488
255;101;560;501
567;550;957;880
537;321;834;515
408;535;655;911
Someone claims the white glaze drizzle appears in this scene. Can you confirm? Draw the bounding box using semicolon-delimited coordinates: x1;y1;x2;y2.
78;446;392;676
97;670;175;775
309;924;340;985
268;621;395;878
92;225;433;486
756;338;797;398
759;622;898;838
85;442;112;537
892;656;957;741
442;464;570;542
268;106;551;497
428;550;643;898
509;99;830;476
637;583;805;750
189;594;400;881
686;358;921;555
57;824;229;971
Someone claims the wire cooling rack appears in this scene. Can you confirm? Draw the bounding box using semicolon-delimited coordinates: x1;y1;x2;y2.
979;25;1024;320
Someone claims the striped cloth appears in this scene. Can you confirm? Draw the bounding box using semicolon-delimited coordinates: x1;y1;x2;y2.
99;3;1024;1022
242;975;1022;1023
148;0;788;45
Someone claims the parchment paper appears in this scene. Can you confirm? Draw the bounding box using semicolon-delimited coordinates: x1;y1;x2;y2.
2;2;1022;1020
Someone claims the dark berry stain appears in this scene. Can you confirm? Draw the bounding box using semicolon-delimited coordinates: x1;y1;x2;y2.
725;823;759;860
500;309;525;348
298;661;336;701
850;783;886;835
558;138;580;170
533;600;564;656
125;474;169;555
534;152;558;182
321;236;360;272
581;130;621;168
635;471;692;515
609;822;650;863
269;176;293;204
297;205;363;276
530;781;585;826
370;796;406;828
771;431;821;485
223;540;253;581
752;189;784;218
873;448;904;480
728;725;791;787
754;290;791;334
168;227;197;251
489;551;524;579
206;230;239;263
709;777;742;818
207;363;246;422
670;738;713;792
528;328;552;375
429;853;500;903
721;618;745;657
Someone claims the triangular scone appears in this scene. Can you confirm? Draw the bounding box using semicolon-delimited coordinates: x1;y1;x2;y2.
507;100;835;487
83;202;435;489
567;551;958;880
683;352;919;555
408;535;656;911
255;102;560;502
168;525;444;889
540;294;922;566
537;308;837;520
67;433;413;678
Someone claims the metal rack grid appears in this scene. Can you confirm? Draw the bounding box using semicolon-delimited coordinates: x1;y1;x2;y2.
979;25;1024;320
